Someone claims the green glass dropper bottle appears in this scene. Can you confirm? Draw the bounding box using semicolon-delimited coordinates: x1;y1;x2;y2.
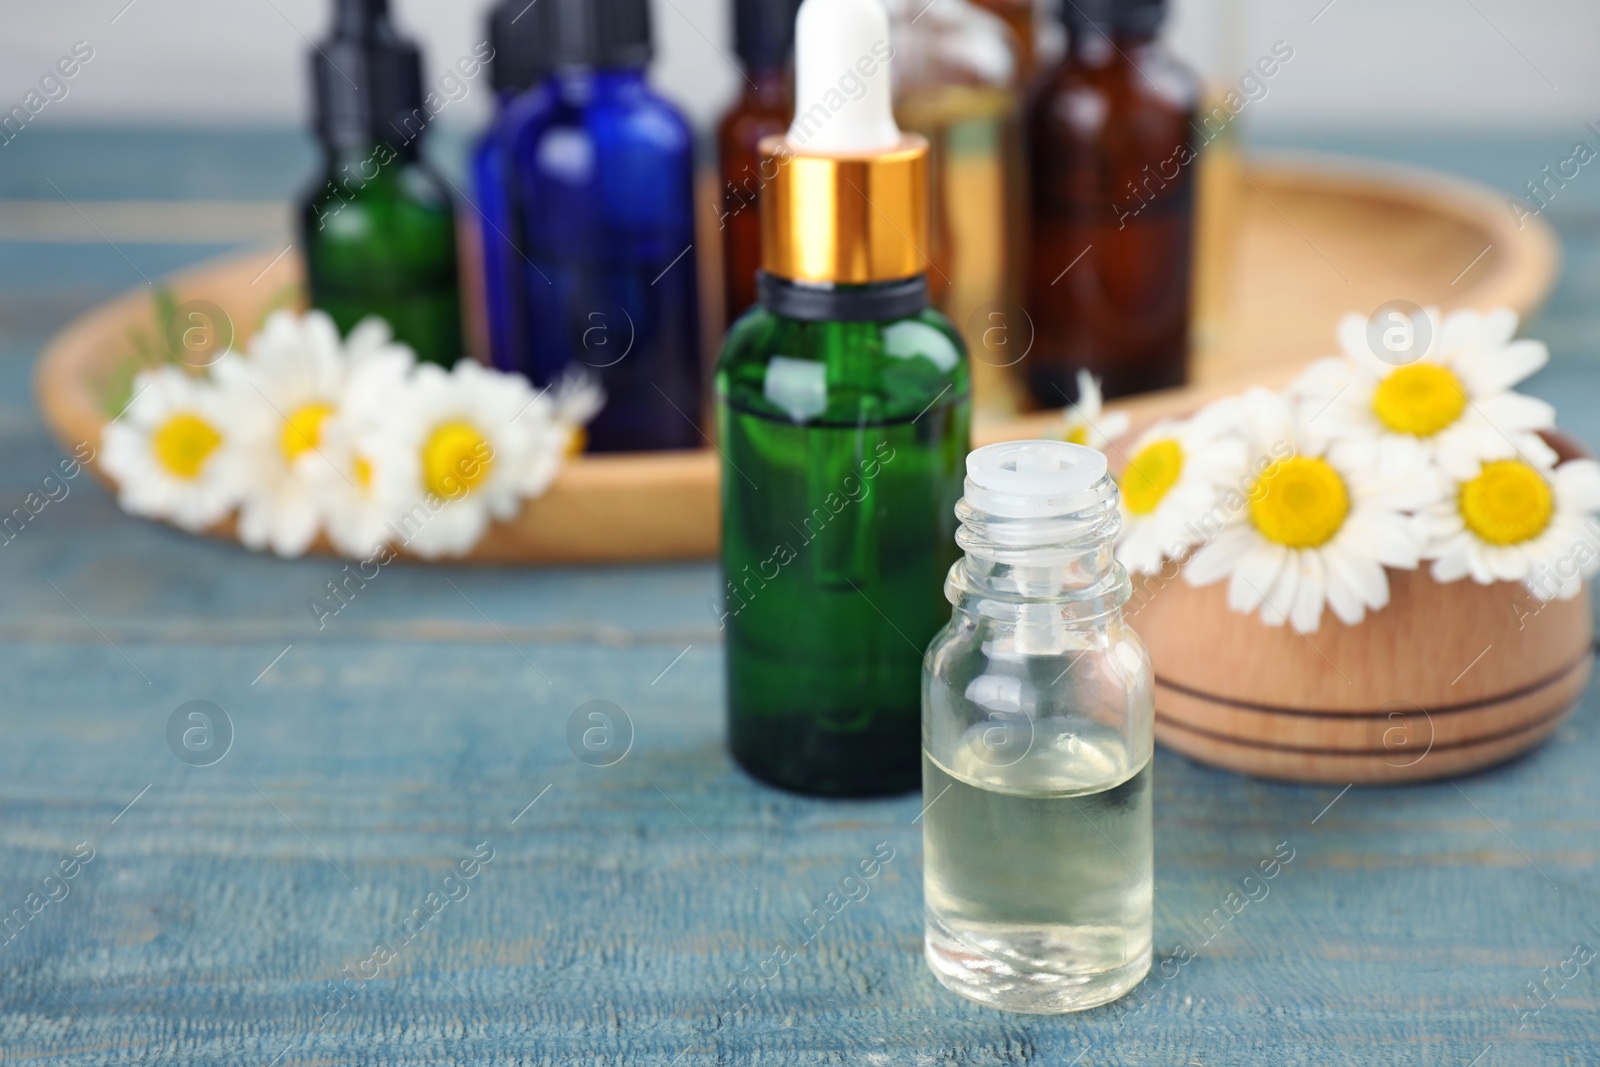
299;0;464;367
717;0;972;797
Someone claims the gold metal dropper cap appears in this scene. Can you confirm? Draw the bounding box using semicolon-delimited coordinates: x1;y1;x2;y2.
758;133;931;286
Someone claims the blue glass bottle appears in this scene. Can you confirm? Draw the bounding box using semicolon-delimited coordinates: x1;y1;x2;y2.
511;0;703;452
472;2;551;375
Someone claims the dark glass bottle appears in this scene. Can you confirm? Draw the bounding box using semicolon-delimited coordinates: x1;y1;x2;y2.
300;0;464;367
471;1;551;374
511;0;703;453
718;283;971;796
1024;0;1199;404
715;0;800;330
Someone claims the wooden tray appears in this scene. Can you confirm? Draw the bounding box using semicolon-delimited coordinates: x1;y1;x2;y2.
35;152;1559;563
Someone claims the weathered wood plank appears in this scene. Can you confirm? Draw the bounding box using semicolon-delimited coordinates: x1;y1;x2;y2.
2;130;1599;1066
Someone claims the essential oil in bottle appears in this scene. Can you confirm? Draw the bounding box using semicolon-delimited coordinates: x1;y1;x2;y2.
716;0;801;330
718;0;972;797
1024;0;1200;404
300;0;465;367
922;441;1154;1013
511;0;702;452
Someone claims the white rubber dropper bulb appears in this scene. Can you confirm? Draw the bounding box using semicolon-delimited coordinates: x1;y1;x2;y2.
787;0;902;153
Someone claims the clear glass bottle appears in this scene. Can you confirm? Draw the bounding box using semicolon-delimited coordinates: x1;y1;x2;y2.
922;440;1153;1013
886;0;1028;416
966;0;1039;81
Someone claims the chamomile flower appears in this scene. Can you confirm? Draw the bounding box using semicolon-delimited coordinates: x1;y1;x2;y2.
551;372;605;456
1293;306;1556;480
1063;370;1131;452
1114;397;1249;577
101;362;249;531
381;361;576;559
1184;388;1444;633
309;322;418;559
220;311;415;558
1423;454;1600;601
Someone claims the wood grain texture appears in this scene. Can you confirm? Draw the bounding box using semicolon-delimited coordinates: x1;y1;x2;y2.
1;131;1597;1067
32;154;1560;566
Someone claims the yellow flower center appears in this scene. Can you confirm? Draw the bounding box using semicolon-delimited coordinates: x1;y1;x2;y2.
1065;424;1089;446
353;455;374;491
1371;363;1467;437
152;412;222;480
423;421;494;498
566;428;587;459
280;403;334;463
1249;456;1350;548
1121;439;1183;515
1459;460;1553;545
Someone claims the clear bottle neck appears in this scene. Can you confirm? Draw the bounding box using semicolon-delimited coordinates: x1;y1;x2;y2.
946;472;1130;627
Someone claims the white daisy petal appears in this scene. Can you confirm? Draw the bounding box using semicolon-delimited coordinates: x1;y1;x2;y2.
1259;550;1301;628
1553;460;1600;512
1289;550;1327;633
1453;338;1547;396
1470;391;1556;435
1319;542;1368;626
1182;523;1256;588
1226;539;1287;615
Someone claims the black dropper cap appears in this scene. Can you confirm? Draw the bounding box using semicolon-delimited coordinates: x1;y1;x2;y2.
311;0;426;151
1058;0;1168;34
542;0;654;70
487;1;548;95
734;0;802;72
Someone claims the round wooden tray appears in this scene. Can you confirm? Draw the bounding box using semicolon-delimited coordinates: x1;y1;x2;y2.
35;152;1559;563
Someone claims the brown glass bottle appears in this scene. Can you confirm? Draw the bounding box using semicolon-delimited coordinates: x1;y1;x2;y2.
717;69;793;329
1024;1;1199;405
716;0;800;329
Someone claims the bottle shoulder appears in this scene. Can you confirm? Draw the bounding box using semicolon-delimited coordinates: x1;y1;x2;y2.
512;96;694;179
718;304;971;423
1032;44;1200;129
716;96;794;156
302;153;452;214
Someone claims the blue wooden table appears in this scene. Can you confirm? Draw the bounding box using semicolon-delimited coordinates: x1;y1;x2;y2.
2;130;1599;1066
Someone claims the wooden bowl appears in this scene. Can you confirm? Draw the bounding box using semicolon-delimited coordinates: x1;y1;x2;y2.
34;153;1559;563
1132;435;1594;785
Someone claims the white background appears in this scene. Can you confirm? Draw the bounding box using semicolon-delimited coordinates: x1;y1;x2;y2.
0;0;1594;136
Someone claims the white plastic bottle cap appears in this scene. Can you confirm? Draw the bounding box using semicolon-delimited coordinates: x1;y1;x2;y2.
788;0;902;152
964;440;1109;518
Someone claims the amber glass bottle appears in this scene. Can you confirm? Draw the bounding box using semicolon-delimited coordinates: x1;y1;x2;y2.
1024;0;1199;405
716;0;801;329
